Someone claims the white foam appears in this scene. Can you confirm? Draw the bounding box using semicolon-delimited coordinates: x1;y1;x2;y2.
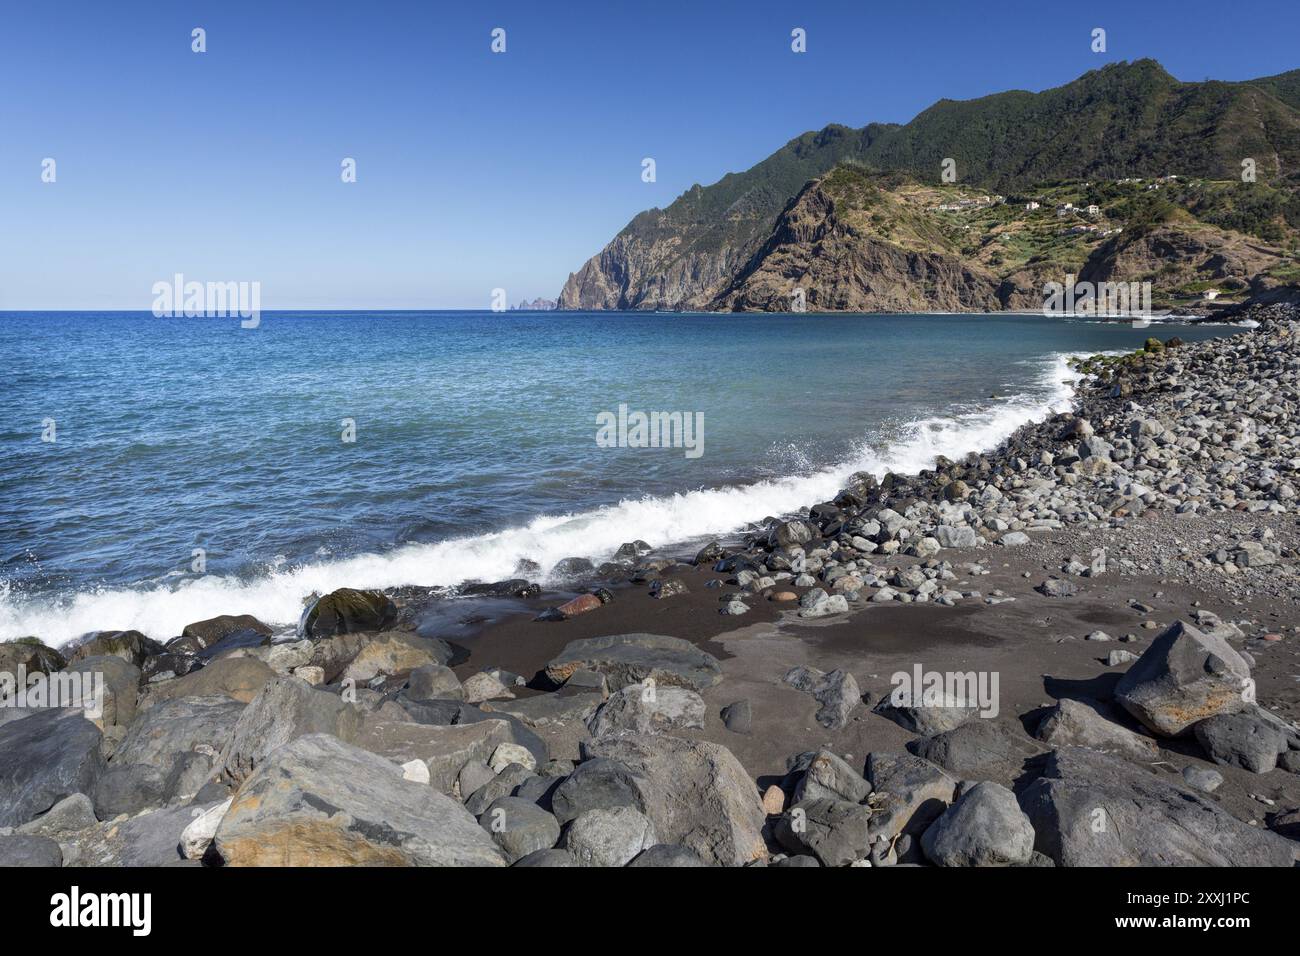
0;353;1086;646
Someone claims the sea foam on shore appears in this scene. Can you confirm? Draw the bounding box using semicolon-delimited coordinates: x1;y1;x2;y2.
0;354;1089;646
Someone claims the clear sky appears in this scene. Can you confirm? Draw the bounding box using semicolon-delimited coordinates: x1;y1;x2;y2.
2;0;1297;310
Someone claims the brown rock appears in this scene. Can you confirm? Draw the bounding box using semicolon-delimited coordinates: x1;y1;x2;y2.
762;784;786;815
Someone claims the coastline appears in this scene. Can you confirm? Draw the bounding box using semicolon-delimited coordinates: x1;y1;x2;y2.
4;303;1300;867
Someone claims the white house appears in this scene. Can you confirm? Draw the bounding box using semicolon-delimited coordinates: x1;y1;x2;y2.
1025;201;1040;211
1086;204;1100;216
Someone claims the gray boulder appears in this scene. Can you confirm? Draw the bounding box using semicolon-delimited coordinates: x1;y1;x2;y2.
865;752;958;843
0;834;62;867
177;614;272;652
464;763;535;815
308;631;452;684
911;719;1047;780
95;694;245;818
404;663;464;702
58;800;227;866
1034;698;1158;760
478;796;561;864
935;525;979;549
214;734;505;866
810;669;860;730
774;798;873;867
789;750;872;804
921;781;1034;867
1019;746;1296;866
17;793;98;839
1193;712;1286;773
581;733;767;866
1036;578;1079;598
397;699;548;770
481;690;603;729
220;677;364;786
544;634;722;692
0;710;104;828
873;692;978;736
585;683;706;736
561;806;657;867
142;656;276;708
720;699;752;734
64;656;141;730
550;758;645;825
355;718;520;794
628;844;706;867
1114;620;1253;737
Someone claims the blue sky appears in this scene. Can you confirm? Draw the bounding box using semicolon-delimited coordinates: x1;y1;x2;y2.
2;0;1297;310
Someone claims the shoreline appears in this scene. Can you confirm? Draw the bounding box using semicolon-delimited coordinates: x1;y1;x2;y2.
3;303;1300;867
0;327;1140;645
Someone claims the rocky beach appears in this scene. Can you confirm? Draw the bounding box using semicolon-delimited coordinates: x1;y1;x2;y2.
3;304;1300;868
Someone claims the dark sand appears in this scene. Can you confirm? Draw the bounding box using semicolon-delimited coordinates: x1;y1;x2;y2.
419;516;1300;827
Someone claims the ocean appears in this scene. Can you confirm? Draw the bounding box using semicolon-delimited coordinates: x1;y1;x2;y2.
0;311;1236;645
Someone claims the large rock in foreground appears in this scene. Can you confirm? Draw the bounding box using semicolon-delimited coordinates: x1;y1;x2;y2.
1020;746;1296;866
1114;620;1253;737
545;634;722;692
220;677;364;786
94;694;245;818
921;781;1035;867
581;733;766;866
0;710;104;828
865;752;957;842
214;734;506;866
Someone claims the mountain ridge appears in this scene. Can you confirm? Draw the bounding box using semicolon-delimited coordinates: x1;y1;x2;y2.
559;60;1300;312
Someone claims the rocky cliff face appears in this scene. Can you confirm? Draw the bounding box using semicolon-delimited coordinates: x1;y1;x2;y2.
556;211;761;311
1079;225;1290;299
712;181;1002;313
559;60;1300;313
557;124;891;311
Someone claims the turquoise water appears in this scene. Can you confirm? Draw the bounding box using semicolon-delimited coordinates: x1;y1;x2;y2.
0;311;1234;643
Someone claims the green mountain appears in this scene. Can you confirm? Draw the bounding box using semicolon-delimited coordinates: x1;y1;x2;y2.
559;60;1300;312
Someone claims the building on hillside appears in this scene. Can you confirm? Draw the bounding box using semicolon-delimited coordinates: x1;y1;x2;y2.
1025;201;1040;211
